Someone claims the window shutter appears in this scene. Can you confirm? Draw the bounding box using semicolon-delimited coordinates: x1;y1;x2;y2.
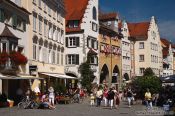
0;9;4;22
23;21;26;31
76;37;79;47
76;54;79;65
87;38;89;47
12;14;17;27
96;57;98;65
66;37;68;47
96;41;98;50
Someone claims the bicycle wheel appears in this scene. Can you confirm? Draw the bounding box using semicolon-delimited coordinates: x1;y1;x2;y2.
18;102;27;109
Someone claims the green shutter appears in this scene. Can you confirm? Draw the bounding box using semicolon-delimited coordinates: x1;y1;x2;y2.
0;9;4;22
23;20;26;31
12;14;17;27
76;54;79;65
66;37;68;47
76;37;79;47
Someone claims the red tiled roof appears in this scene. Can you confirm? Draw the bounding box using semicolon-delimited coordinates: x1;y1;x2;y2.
64;0;88;21
161;38;170;47
128;22;150;38
99;12;118;21
64;0;88;33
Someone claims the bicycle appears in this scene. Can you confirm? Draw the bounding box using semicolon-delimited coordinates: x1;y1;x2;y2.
18;96;31;109
18;96;39;109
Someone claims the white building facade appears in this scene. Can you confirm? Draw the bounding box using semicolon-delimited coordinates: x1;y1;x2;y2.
120;20;131;81
128;16;162;77
65;0;99;84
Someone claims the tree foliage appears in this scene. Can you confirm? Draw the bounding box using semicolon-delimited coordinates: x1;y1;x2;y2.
131;68;161;99
79;62;94;93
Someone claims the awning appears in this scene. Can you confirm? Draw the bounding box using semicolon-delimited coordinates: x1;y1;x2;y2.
0;73;43;80
40;72;77;79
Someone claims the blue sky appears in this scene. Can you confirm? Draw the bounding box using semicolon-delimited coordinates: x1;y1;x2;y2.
100;0;175;43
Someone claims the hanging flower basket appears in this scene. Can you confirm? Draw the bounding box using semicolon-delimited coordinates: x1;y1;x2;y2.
0;51;9;64
9;51;28;65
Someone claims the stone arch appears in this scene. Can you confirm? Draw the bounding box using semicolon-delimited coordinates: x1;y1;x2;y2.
111;65;120;83
100;64;109;84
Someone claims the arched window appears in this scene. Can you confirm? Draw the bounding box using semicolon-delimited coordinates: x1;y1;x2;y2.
92;7;97;20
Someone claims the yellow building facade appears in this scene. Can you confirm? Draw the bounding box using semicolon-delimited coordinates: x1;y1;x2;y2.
99;24;122;89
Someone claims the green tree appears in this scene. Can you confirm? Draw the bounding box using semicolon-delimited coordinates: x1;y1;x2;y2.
143;67;155;76
79;62;94;93
131;68;161;99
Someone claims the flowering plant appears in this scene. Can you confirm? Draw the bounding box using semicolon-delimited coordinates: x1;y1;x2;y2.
0;51;9;64
9;51;28;65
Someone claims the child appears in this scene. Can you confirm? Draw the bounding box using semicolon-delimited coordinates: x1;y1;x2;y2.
90;93;95;106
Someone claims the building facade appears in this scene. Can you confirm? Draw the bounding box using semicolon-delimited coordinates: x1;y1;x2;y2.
0;0;30;102
64;0;99;85
27;0;66;90
161;38;174;77
128;16;162;77
119;20;131;81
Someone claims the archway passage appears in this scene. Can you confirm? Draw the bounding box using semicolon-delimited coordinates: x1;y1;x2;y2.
124;73;129;81
100;64;109;84
112;65;120;83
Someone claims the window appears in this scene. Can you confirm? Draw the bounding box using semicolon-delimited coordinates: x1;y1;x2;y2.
43;47;48;63
43;1;47;12
38;0;42;8
66;37;79;47
33;44;37;60
33;14;37;31
57;52;60;64
68;20;79;28
107;21;111;26
114;20;118;27
139;42;144;49
39;16;42;34
61;54;63;65
92;22;97;32
90;56;98;64
44;20;47;36
92;7;97;20
139;55;144;62
67;54;79;65
12;14;17;27
2;43;7;52
139;68;145;75
52;51;55;63
48;7;51;16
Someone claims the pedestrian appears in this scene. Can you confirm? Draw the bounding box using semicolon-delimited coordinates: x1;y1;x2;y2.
90;93;95;106
145;88;152;110
95;87;103;107
127;88;133;108
103;88;108;107
48;86;55;106
108;88;115;109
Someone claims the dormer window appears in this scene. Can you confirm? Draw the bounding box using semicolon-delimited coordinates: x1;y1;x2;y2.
107;21;111;26
68;20;79;28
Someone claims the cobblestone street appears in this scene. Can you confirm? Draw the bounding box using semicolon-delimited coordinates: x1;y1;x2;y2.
0;100;169;116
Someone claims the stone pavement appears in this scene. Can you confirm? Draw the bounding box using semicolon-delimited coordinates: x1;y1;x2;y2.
0;99;172;116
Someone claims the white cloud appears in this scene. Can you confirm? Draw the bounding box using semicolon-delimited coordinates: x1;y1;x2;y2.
158;21;175;43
